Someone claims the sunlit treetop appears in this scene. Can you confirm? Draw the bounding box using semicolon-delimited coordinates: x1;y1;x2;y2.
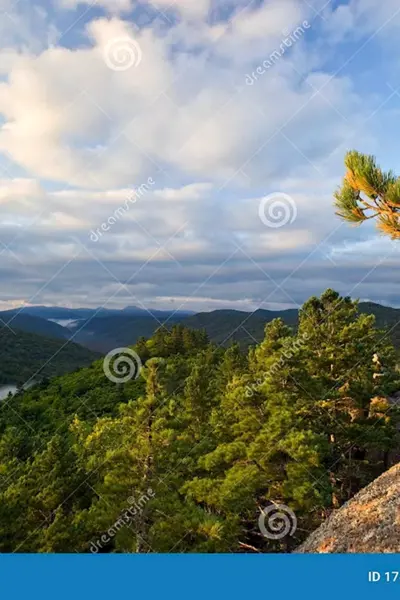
334;151;400;239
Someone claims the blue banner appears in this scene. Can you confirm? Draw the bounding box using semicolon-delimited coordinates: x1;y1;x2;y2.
2;555;400;599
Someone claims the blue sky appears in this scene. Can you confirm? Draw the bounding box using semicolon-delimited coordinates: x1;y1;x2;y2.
0;0;399;312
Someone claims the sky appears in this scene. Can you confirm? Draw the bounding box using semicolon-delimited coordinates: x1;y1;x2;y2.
0;0;400;313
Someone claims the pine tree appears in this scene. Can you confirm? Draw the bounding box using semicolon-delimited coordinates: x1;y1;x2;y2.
296;290;400;502
185;290;400;551
0;305;399;553
334;150;400;238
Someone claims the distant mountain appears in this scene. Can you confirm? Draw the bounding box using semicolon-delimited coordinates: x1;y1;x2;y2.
0;311;69;341
0;308;193;353
121;306;194;317
181;307;299;346
69;313;186;353
4;301;400;353
12;306;117;320
17;305;194;320
357;302;400;347
181;302;400;348
0;327;100;385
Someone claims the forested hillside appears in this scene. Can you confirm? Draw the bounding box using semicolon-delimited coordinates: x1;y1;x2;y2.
182;302;400;349
0;328;100;385
357;303;400;349
182;308;298;346
0;311;69;340
4;302;400;354
1;290;399;553
70;313;185;352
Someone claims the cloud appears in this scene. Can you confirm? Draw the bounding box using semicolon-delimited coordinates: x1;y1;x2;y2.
0;0;59;53
0;4;364;191
1;171;399;310
321;0;400;43
59;0;134;13
231;0;303;39
58;0;212;19
0;1;400;310
149;0;211;20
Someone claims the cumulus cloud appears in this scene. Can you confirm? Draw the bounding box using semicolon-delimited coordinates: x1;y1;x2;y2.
59;0;134;13
0;5;363;191
0;0;59;53
0;0;399;310
149;0;211;20
58;0;212;19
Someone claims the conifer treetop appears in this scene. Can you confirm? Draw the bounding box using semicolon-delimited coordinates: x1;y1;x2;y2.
334;151;400;238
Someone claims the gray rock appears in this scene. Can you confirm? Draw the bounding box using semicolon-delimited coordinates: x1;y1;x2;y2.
295;462;400;553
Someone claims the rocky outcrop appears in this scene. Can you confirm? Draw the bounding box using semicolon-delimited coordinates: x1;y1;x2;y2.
296;462;400;553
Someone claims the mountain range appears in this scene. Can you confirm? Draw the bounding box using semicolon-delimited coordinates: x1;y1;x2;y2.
1;301;400;355
0;299;399;376
7;305;194;320
184;302;400;348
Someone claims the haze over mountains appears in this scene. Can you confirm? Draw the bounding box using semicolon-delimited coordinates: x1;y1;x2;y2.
8;306;195;321
2;300;400;356
0;306;193;353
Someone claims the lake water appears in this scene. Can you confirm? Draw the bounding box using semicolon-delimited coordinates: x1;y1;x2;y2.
0;384;18;400
0;380;37;400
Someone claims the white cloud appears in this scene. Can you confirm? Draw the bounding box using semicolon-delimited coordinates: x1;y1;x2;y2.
231;0;303;39
0;4;365;191
0;1;59;53
323;0;400;41
149;0;211;20
0;0;399;309
0;178;43;204
58;0;212;19
59;0;133;13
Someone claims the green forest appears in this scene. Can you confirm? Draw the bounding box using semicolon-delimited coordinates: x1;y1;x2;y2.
0;328;100;385
1;289;399;553
0;326;100;385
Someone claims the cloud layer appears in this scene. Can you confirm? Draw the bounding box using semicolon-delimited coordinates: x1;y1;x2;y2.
0;0;400;310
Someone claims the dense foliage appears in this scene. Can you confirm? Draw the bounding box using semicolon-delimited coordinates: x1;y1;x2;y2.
0;328;100;385
0;290;399;553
